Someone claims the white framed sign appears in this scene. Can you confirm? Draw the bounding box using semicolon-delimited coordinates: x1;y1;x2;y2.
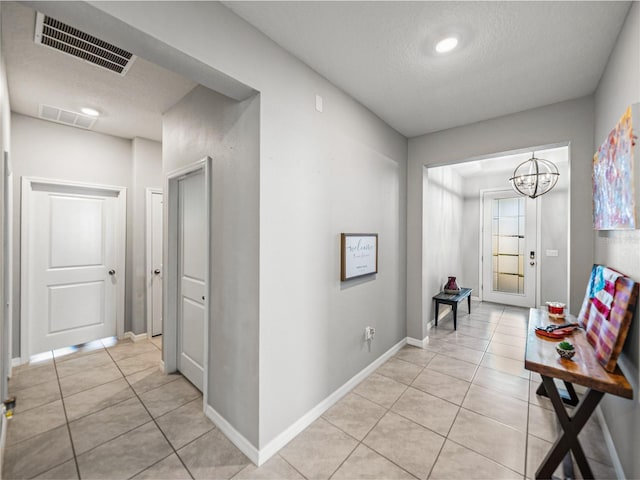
340;233;378;281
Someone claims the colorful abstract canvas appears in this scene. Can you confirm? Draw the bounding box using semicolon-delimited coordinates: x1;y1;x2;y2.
593;106;636;230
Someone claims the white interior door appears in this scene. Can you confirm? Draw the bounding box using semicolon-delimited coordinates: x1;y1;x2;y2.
23;180;125;356
482;190;537;307
149;191;163;337
177;171;205;391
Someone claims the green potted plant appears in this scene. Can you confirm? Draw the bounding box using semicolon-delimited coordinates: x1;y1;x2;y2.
556;341;575;360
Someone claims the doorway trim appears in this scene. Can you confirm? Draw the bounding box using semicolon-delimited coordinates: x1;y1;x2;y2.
3;152;12;396
164;157;212;406
478;188;541;307
20;177;126;362
146;187;163;338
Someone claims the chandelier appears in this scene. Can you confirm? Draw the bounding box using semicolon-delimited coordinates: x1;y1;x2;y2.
509;153;559;199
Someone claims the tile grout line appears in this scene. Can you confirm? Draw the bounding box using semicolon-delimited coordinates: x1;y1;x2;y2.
53;347;84;480
104;345;196;480
325;367;422;480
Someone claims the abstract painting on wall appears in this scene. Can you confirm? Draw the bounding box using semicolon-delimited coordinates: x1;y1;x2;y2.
593;106;637;230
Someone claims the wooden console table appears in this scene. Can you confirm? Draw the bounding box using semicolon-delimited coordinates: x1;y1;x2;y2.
432;288;472;330
524;308;632;479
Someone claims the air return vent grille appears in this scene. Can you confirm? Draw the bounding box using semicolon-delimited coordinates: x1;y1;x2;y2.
38;105;97;130
34;12;136;76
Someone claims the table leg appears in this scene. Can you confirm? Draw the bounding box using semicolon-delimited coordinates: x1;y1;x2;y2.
467;294;471;314
536;380;579;406
535;376;603;480
435;301;439;326
453;303;457;330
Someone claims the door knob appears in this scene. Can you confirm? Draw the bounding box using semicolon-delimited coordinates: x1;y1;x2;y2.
108;269;116;275
529;261;535;266
154;269;161;275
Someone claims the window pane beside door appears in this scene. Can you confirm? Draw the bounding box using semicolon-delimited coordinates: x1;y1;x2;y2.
492;197;525;294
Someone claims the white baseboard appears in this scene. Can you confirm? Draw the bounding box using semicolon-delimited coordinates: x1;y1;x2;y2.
11;358;21;368
257;337;407;465
203;337;407;466
596;406;625;479
125;331;147;342
0;405;6;477
407;336;428;349
205;404;260;465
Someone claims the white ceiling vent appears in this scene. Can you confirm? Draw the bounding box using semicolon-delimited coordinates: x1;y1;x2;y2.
34;12;136;76
38;104;97;130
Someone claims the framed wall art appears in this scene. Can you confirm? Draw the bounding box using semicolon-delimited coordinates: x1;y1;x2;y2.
593;105;639;230
340;233;378;281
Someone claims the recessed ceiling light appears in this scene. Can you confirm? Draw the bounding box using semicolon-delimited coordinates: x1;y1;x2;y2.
80;107;100;117
435;36;459;54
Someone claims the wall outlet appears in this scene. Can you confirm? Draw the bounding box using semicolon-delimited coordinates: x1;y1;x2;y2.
365;326;376;341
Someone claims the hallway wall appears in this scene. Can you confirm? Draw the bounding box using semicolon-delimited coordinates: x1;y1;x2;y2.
423;166;464;325
163;85;260;447
131;137;162;335
592;3;640;478
66;2;409;454
10;114;161;355
0;0;12;402
408;97;594;341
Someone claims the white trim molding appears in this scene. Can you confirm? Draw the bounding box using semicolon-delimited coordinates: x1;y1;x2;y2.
205;405;260;465
407;336;429;349
596;406;625;479
203;337;408;466
124;332;148;343
164;157;212;403
256;337;406;465
145;187;163;339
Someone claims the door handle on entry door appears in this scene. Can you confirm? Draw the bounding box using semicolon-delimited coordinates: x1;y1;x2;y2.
154;269;161;275
108;269;116;275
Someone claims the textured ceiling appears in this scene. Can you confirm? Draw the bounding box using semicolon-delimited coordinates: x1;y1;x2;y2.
2;2;197;142
224;1;630;137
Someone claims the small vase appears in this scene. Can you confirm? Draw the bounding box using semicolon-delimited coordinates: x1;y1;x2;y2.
444;276;460;294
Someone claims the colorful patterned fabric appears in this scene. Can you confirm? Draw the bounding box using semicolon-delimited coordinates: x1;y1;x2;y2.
578;264;638;372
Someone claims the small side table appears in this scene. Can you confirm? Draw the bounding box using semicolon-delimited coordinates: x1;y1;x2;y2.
432;288;472;330
525;308;632;479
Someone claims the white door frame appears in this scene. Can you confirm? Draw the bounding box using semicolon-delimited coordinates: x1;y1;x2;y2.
146;187;163;338
478;187;541;307
20;177;127;362
164;157;211;405
3;152;12;393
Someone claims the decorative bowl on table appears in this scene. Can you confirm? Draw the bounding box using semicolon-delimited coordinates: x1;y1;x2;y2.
556;341;575;360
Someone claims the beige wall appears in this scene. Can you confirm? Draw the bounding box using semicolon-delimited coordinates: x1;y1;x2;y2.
163;85;261;446
408;97;594;341
82;2;409;452
10;114;162;353
593;3;640;478
0;0;11;400
131;137;163;334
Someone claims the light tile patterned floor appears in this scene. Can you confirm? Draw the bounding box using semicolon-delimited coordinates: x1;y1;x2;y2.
4;302;617;479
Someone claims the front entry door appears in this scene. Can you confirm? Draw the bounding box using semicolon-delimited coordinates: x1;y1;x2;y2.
23;180;125;356
177;171;205;391
482;190;537;308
